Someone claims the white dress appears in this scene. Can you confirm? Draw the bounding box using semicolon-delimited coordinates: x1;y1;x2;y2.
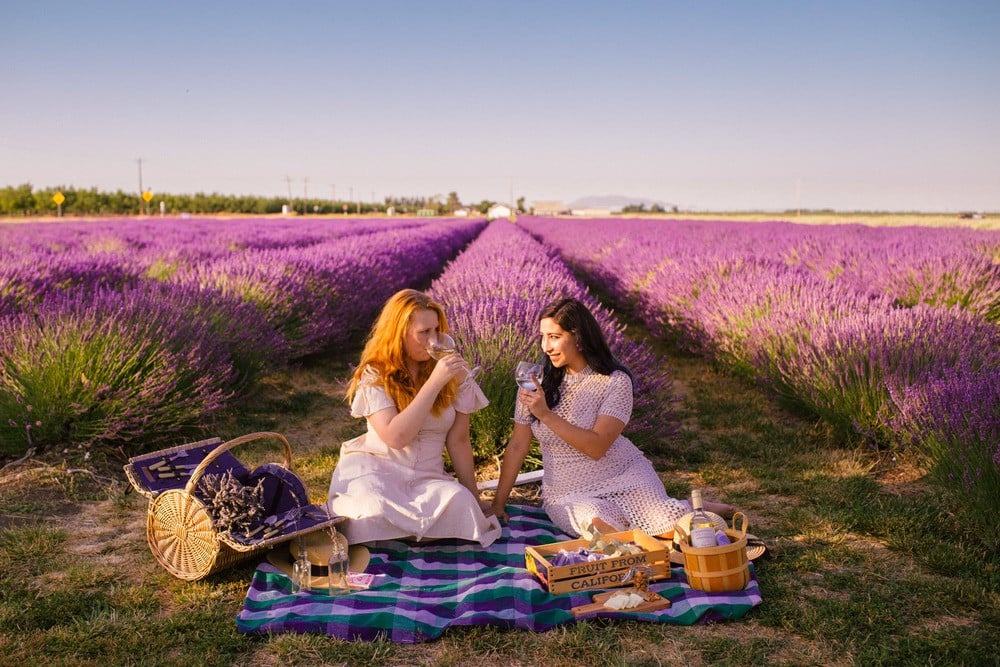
515;367;689;537
327;366;502;547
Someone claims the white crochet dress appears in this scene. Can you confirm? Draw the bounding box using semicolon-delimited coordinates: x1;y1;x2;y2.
327;366;502;547
514;367;689;537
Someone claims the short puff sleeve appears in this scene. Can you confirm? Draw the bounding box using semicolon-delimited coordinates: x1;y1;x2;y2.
349;366;396;418
598;370;634;424
454;377;489;414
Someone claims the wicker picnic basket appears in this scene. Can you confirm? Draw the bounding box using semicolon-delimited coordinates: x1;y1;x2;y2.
679;512;751;593
124;431;342;581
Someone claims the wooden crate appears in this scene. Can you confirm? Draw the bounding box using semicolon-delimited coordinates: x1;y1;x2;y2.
525;529;670;595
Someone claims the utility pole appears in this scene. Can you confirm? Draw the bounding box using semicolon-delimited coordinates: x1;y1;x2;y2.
137;158;144;214
304;177;309;216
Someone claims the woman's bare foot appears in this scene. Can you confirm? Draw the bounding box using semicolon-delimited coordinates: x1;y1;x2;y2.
705;501;735;519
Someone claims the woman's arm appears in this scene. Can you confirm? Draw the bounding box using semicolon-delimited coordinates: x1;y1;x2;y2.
367;354;467;450
537;411;624;460
519;377;625;460
490;422;533;520
445;411;492;514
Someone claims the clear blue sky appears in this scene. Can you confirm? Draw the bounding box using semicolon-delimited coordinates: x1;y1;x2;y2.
3;1;999;212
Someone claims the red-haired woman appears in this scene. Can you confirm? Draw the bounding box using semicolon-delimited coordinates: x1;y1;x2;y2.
326;289;501;547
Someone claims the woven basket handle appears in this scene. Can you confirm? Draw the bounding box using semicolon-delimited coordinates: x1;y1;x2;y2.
182;431;293;495
729;512;749;538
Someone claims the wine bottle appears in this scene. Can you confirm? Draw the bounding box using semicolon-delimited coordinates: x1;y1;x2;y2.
688;489;717;548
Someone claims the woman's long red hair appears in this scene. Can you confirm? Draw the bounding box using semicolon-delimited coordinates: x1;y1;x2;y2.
346;289;458;415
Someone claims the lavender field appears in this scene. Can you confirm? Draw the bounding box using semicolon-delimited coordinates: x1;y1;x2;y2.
1;214;998;546
519;216;1000;543
0;216;485;453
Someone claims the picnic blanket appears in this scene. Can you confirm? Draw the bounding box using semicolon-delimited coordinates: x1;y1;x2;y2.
236;504;762;643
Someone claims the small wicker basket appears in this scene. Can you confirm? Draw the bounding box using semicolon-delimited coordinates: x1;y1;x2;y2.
679;512;750;593
125;432;340;581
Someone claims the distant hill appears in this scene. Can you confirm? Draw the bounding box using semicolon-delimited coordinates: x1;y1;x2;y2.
567;195;672;212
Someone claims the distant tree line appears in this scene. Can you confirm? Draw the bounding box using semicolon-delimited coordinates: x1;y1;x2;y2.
620;202;677;214
0;184;506;217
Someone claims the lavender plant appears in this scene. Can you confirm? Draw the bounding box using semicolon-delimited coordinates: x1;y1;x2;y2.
889;362;1000;550
0;286;236;455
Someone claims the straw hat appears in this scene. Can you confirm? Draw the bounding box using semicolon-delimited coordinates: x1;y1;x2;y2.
666;512;767;564
267;529;371;590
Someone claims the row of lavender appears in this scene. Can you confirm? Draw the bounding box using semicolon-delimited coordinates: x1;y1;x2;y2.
536;218;999;325
520;216;1000;545
0;216;427;257
0;217;487;455
0;216;428;322
428;220;677;462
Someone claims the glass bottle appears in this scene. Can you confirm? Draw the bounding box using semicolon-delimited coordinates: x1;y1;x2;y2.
291;536;311;593
326;525;351;596
688;489;718;548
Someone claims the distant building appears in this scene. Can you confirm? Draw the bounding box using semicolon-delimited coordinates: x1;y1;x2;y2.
453;208;470;217
570;207;614;217
532;200;569;216
486;204;513;220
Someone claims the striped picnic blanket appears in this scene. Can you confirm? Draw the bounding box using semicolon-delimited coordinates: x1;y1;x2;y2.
236;504;762;643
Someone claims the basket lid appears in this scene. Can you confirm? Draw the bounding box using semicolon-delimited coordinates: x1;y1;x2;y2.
124;438;250;499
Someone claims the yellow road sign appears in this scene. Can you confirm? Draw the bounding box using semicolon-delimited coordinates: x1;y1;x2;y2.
52;192;65;205
142;190;153;202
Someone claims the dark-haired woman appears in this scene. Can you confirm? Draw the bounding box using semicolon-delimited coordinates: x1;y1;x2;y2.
491;297;733;537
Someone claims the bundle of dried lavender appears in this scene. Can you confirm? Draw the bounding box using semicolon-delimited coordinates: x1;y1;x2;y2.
196;471;266;535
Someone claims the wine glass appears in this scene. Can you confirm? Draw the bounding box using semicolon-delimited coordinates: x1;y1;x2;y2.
515;361;543;390
428;332;481;379
427;332;458;360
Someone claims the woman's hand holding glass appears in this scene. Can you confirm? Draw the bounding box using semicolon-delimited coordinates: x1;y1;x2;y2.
427;332;480;383
514;361;543;390
516;361;550;418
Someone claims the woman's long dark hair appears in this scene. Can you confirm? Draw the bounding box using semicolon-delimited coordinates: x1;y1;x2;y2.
537;297;633;411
